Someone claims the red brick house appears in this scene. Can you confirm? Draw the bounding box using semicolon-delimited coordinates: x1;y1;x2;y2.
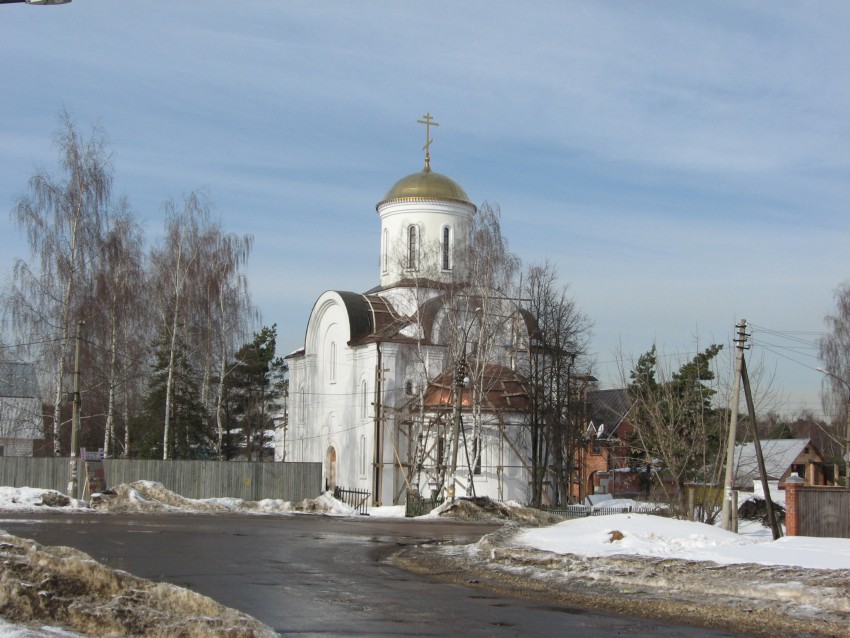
577;388;641;500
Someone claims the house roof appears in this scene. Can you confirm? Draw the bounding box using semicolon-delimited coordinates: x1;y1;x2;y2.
585;388;633;438
419;363;530;414
732;438;818;485
0;362;40;398
347;293;414;345
331;291;410;345
286;291;412;361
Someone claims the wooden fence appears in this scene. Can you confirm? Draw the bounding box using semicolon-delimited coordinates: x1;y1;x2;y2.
0;457;322;502
794;486;850;538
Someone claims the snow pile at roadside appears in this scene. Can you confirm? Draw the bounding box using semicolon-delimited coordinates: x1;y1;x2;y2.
515;513;850;570
88;481;356;516
0;532;276;637
452;513;850;636
370;504;406;518
0;487;85;512
429;496;563;526
382;513;850;637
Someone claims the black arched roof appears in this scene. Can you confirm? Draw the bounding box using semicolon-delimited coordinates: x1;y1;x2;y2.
336;291;373;342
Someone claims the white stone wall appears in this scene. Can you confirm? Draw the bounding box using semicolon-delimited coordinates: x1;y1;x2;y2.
412;414;531;504
377;198;474;288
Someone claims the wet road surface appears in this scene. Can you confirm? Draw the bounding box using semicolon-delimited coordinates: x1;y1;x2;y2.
0;512;750;637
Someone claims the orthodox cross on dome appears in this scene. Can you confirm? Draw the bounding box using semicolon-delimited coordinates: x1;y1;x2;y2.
417;112;439;172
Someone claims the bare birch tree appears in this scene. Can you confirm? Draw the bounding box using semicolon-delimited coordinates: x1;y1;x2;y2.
818;282;850;413
204;230;254;456
6;111;111;454
421;203;524;498
385;202;522;498
451;203;521;492
522;260;592;506
147;193;255;459
817;282;850;482
149;193;210;460
89;204;147;457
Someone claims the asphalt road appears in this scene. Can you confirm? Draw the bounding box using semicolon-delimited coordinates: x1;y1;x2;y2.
0;512;748;637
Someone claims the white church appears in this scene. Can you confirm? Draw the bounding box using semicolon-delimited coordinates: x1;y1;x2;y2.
278;117;534;506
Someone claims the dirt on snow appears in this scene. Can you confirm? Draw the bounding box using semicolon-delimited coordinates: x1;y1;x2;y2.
433;496;565;526
0;532;276;637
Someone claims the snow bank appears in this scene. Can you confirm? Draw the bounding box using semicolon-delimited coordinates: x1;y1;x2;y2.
0;487;85;512
88;481;356;516
516;513;850;570
0;482;394;519
0;532;276;637
370;504;406;518
448;518;850;636
427;496;563;525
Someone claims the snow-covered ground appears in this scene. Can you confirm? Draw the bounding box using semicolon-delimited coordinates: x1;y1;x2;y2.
2;483;850;636
517;513;850;570
410;499;850;638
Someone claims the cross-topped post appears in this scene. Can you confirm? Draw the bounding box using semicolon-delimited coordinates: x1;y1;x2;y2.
417;112;439;172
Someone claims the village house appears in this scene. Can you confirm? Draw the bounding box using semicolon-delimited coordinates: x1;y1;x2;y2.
579;388;643;499
0;361;43;457
733;437;836;491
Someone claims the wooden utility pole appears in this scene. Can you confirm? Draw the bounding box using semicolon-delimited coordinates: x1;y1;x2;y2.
67;320;84;498
741;357;782;540
722;319;747;531
448;311;479;501
448;357;467;501
373;346;385;506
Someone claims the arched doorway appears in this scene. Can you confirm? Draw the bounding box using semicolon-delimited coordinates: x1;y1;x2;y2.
587;470;598;498
325;446;337;492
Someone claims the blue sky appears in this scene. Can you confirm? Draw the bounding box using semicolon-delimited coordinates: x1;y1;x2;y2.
1;1;848;418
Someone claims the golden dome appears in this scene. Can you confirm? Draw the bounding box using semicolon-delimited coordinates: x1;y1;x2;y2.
377;168;472;208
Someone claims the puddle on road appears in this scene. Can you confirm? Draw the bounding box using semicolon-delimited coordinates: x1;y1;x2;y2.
367;535;457;547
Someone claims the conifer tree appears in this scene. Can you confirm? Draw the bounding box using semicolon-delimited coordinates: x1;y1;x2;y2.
627;344;724;518
132;334;213;459
223;325;286;461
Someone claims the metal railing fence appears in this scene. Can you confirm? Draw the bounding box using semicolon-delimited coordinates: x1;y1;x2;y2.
333;486;370;515
543;503;665;519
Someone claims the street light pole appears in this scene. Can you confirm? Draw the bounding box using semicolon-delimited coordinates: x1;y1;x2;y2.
817;368;850;489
